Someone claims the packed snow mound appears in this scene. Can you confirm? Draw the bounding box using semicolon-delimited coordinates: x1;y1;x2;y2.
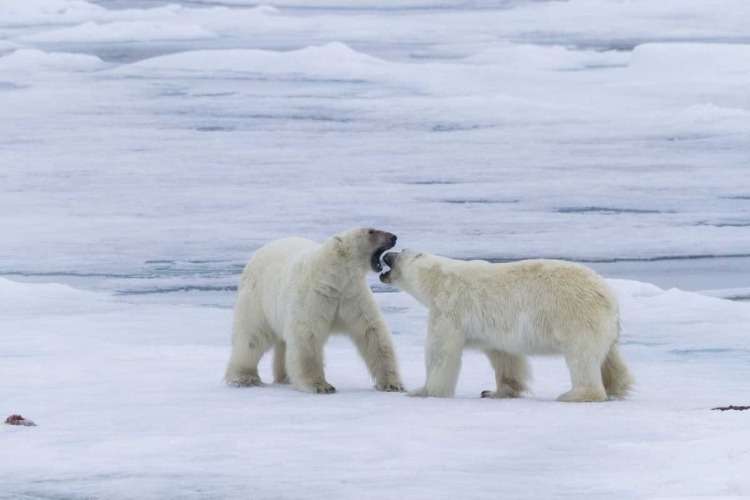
608;279;664;299
700;287;750;301
464;44;630;71
22;20;218;43
0;40;20;52
0;0;103;16
186;0;482;6
98;3;185;22
629;43;750;75
0;49;105;72
0;0;105;27
121;42;390;79
230;4;280;14
0;278;115;320
0;2;193;30
679;103;750;122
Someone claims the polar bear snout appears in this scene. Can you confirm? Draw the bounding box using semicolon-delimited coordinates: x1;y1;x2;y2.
379;251;400;283
373;231;397;248
382;251;397;267
369;230;398;273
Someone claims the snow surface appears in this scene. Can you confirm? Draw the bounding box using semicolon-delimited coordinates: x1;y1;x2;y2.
21;21;218;43
1;0;749;294
2;277;750;500
1;0;750;498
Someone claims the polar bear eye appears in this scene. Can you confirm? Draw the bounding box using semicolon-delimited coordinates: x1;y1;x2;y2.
368;230;375;235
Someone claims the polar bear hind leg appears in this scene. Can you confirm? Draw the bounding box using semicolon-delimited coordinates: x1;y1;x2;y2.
225;296;275;387
224;327;275;387
481;350;530;399
557;345;608;403
273;341;290;384
601;343;634;398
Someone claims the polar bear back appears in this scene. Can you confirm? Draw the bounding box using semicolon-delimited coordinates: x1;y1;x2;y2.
422;257;619;354
237;237;321;331
434;258;613;305
239;237;319;289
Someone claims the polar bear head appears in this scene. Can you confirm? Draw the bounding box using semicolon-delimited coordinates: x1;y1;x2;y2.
380;248;424;290
331;227;398;273
380;248;440;304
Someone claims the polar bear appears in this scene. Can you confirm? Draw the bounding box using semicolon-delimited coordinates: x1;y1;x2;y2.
380;250;634;402
225;228;405;394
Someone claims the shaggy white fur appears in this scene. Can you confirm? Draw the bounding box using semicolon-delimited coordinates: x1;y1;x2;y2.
380;250;633;402
225;228;404;394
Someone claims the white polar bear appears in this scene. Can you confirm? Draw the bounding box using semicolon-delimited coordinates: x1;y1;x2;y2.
380;250;634;402
225;228;405;394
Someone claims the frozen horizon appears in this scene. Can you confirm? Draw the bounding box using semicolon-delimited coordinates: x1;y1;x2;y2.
1;0;750;301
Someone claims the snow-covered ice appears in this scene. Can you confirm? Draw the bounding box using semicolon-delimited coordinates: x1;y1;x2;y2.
2;277;750;499
21;21;218;43
1;0;750;498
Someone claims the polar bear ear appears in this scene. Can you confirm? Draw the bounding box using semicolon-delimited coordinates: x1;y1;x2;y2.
332;235;349;258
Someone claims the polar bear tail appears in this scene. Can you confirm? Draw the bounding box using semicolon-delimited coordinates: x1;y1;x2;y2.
601;341;634;399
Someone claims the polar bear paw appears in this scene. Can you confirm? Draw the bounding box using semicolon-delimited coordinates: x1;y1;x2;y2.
406;387;429;398
375;381;405;392
556;387;607;403
407;386;453;398
311;382;337;394
293;381;336;394
480;389;518;399
481;383;523;399
226;375;264;388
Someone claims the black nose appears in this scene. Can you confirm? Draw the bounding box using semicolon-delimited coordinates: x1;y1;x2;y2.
390;235;397;244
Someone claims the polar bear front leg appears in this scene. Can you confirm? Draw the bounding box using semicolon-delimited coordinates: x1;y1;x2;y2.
224;298;274;387
338;292;405;392
408;314;465;398
481;350;530;399
285;331;336;394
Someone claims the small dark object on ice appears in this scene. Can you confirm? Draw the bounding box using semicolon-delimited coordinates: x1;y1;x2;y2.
711;405;750;411
4;414;36;426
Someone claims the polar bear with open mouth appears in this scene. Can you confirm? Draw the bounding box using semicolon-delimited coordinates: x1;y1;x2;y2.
380;250;633;402
225;228;405;394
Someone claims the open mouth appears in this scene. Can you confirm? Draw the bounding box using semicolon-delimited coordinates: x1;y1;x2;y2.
370;242;395;273
379;252;396;281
